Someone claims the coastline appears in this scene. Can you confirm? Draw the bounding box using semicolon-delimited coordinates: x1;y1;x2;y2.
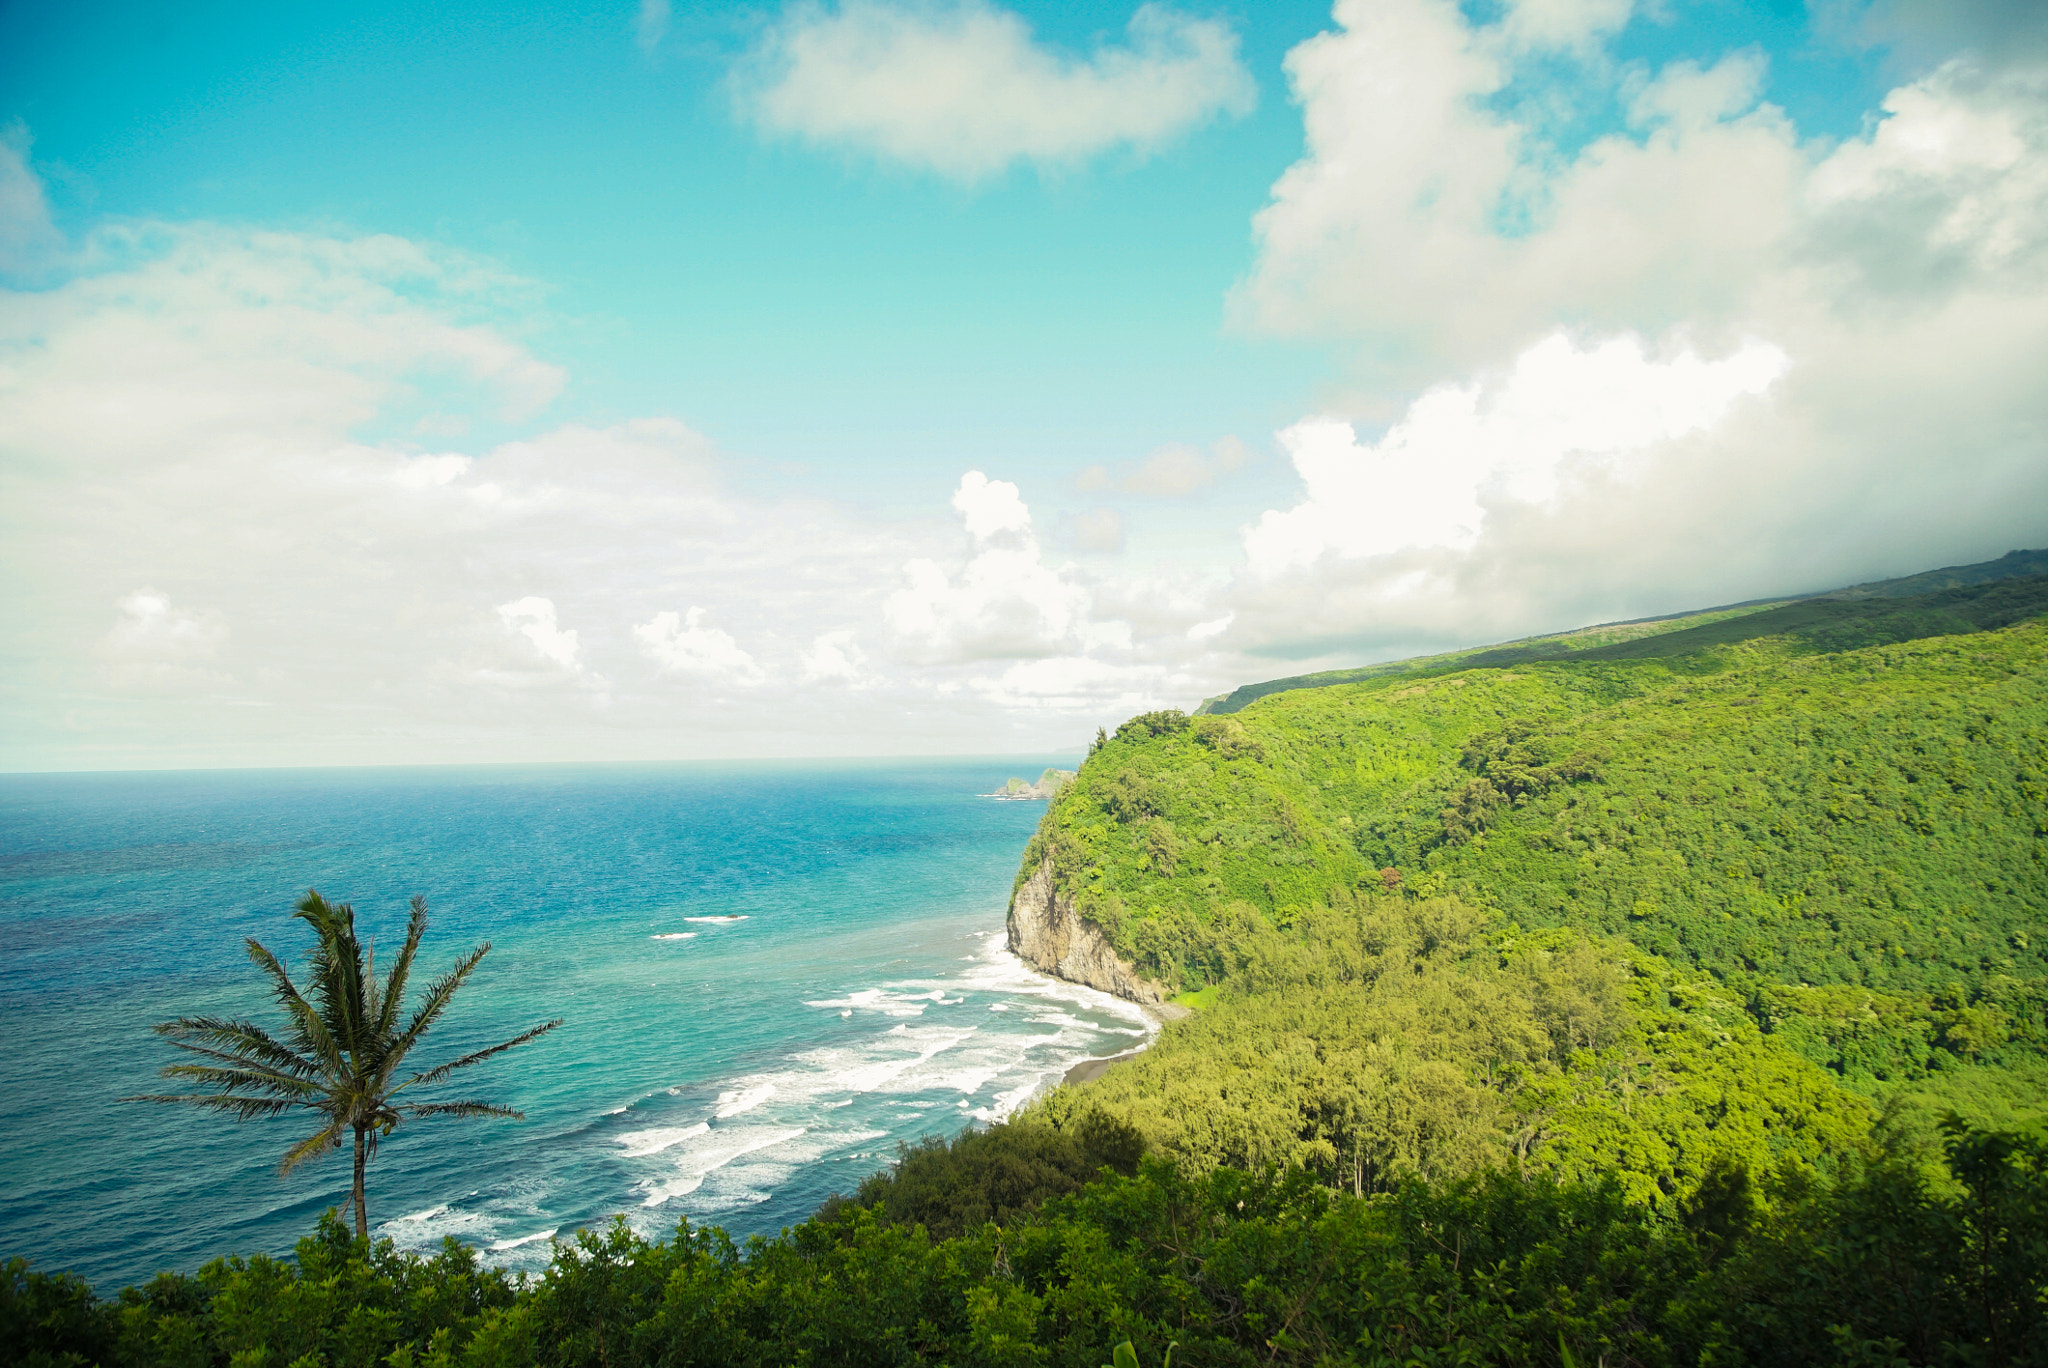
1058;1000;1186;1086
1062;1047;1145;1086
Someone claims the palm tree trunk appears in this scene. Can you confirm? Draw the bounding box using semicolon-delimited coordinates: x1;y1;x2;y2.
352;1125;368;1238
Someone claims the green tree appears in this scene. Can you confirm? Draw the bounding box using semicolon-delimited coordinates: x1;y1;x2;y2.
125;891;560;1238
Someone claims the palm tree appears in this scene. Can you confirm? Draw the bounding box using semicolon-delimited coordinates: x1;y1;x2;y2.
126;890;561;1238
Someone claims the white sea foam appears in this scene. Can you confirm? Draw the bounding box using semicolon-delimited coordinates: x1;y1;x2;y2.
601;923;1162;1234
651;932;697;940
490;1228;557;1252
683;915;748;923
636;1125;807;1207
715;1083;774;1118
376;1202;495;1252
616;1122;710;1157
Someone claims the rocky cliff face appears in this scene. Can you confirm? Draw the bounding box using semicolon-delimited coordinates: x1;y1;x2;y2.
1006;855;1179;1009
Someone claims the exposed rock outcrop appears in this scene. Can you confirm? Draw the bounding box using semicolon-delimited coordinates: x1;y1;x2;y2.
983;768;1075;801
1006;855;1183;1014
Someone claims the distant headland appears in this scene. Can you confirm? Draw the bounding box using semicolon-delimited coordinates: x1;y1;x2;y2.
982;767;1074;801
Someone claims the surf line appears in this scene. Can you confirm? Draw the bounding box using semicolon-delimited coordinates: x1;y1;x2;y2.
981;938;1169;1102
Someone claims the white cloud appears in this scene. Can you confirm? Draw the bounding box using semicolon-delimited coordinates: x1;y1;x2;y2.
96;589;233;690
499;596;587;672
1805;60;2048;288
0;222;565;476
799;629;869;685
1499;0;1632;55
951;469;1032;541
1061;507;1126;553
0;127;61;274
734;0;1256;179
1118;436;1250;496
884;470;1109;663
1244;333;1790;576
0;155;1262;768
634;607;766;685
1216;1;2048;658
635;0;671;54
1238;0;1805;384
966;655;1171;714
104;588;227;660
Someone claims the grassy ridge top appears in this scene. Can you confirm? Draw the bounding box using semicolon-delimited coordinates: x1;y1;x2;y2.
1199;548;2048;715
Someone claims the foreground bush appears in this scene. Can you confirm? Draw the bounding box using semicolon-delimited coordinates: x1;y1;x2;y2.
4;1118;2043;1367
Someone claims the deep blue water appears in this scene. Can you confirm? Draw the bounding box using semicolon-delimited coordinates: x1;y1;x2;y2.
0;759;1148;1291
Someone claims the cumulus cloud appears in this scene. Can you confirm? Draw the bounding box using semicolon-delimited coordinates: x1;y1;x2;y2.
1244;333;1789;576
634;607;766;685
799;629;869;685
1218;0;2048;658
0;222;564;476
1805;60;2048;291
734;0;1255;179
1843;0;2048;71
884;471;1132;664
0;206;944;765
499;597;588;672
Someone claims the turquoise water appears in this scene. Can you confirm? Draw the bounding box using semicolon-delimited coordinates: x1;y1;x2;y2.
0;759;1149;1291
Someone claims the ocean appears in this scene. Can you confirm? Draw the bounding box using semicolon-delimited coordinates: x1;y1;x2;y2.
0;759;1149;1291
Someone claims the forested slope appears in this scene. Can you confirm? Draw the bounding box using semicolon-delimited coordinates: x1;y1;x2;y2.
1016;604;2048;1196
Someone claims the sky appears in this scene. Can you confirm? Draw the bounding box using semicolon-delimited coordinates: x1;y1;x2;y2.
1;0;2044;770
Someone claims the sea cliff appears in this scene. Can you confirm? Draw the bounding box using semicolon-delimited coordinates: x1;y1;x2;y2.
1005;853;1180;1011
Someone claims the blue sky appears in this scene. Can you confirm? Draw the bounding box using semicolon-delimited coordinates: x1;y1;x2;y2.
2;0;2044;767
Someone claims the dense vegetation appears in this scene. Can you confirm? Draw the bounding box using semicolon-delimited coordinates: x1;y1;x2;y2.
8;1116;2046;1367
1021;611;2047;1113
7;562;2046;1366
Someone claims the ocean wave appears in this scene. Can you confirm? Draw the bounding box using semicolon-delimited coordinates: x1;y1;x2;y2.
636;1125;807;1208
683;915;748;924
714;1083;774;1118
616;1122;710;1157
391;1204;448;1224
489;1228;558;1252
651;932;697;940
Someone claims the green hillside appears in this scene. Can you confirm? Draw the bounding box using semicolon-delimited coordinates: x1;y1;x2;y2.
1018;596;2048;1195
1199;548;2048;714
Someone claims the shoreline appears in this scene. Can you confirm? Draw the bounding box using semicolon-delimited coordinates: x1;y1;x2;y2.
1059;1000;1184;1086
1063;1047;1146;1086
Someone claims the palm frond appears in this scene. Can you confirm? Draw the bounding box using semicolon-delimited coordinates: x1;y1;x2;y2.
296;891;369;1054
278;1118;348;1174
372;894;430;1042
394;1018;561;1095
156;1060;323;1099
152;1015;317;1077
120;1092;309;1121
385;943;491;1070
245;938;345;1070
